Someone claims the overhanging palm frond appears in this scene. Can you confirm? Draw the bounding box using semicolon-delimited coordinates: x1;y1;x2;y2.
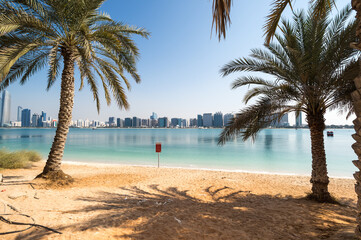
212;0;232;40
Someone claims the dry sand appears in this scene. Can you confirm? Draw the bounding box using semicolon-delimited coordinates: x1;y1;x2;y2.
0;161;358;240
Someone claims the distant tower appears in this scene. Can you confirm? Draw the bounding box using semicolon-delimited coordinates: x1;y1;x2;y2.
223;113;234;127
213;112;224;128
197;114;203;127
202;113;213;127
21;109;31;127
0;91;11;126
150;112;158;120
295;112;302;127
17;106;23;121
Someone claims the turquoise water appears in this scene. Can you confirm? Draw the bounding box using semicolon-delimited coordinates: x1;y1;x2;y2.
0;128;356;178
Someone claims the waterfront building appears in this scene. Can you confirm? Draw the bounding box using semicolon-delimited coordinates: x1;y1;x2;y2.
197;114;203;127
181;119;187;128
150;112;158;120
124;118;132;127
0;90;11;126
170;118;182;127
38;111;47;127
203;113;213;127
17;106;23;121
150;119;158;127
132;117;140;127
141;119;149;127
31;113;39;127
21;109;31;127
10;121;21;127
213;112;223;128
295;112;302;127
189;118;197;127
223;113;234;126
108;117;116;126
158;117;169;128
117;118;123;128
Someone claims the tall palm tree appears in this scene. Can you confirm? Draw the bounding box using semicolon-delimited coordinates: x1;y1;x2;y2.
218;6;358;202
0;0;149;181
213;1;361;237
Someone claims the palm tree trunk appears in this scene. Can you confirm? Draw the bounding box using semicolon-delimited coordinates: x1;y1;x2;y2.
36;47;75;181
306;113;332;202
351;0;361;238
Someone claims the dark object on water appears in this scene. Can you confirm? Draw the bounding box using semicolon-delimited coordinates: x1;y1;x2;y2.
327;131;334;137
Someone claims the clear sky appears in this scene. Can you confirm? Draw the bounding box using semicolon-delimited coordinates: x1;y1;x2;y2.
6;0;353;125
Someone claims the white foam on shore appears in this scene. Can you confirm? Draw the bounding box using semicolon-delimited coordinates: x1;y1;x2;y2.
59;160;354;180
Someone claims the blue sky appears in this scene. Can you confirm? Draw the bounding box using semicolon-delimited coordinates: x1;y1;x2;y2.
6;0;353;125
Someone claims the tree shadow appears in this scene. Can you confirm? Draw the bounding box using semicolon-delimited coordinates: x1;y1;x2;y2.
15;185;357;240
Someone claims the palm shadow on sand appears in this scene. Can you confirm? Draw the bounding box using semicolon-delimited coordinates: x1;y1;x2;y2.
15;185;357;240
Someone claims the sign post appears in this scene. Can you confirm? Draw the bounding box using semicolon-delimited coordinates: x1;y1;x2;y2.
155;142;161;168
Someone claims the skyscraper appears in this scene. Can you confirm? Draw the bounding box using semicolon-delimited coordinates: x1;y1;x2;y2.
150;112;158;120
295;112;302;127
21;109;31;127
158;117;169;128
197;114;203;127
117;118;123;127
0;91;11;126
223;113;234;127
213;112;223;128
32;113;40;127
17;106;23;122
108;117;115;126
124;118;132;127
203;113;213;127
132;117;140;127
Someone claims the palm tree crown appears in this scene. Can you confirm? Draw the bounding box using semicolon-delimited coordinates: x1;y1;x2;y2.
0;0;149;111
219;6;358;143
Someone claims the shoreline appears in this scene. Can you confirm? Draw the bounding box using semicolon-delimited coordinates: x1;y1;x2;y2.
60;159;355;180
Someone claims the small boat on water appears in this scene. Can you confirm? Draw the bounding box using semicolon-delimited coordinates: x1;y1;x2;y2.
327;131;334;137
92;127;97;130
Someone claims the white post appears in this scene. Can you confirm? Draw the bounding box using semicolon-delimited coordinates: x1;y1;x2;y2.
158;153;160;168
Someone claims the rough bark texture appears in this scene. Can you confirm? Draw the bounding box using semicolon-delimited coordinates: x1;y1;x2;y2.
352;0;361;238
36;47;75;182
306;113;333;203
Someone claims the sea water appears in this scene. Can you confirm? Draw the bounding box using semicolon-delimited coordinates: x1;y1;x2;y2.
0;128;355;178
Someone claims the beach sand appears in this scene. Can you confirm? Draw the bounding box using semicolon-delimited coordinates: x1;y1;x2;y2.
0;161;358;240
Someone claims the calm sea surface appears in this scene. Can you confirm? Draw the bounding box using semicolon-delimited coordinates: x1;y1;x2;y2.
0;128;356;178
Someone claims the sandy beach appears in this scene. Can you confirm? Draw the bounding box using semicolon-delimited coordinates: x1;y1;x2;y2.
0;161;358;240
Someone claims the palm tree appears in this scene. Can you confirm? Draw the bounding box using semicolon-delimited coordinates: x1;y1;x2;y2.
218;6;358;202
0;0;149;181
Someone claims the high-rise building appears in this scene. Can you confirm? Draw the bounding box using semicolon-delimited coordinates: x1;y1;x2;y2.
150;112;158;120
197;114;203;127
295;112;302;127
132;117;140;128
141;119;149;127
158;117;169;128
203;113;213;127
213;112;223;128
108;117;115;126
223;113;234;126
37;111;46;127
124;118;132;127
117;118;123;127
0;90;11;126
31;113;40;127
171;118;181;127
189;118;197;127
21;109;31;127
181;119;187;128
17;106;23;121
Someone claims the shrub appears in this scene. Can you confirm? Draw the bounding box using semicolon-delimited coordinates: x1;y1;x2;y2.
0;149;42;169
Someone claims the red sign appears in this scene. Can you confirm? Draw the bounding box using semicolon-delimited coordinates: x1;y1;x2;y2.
156;143;161;153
